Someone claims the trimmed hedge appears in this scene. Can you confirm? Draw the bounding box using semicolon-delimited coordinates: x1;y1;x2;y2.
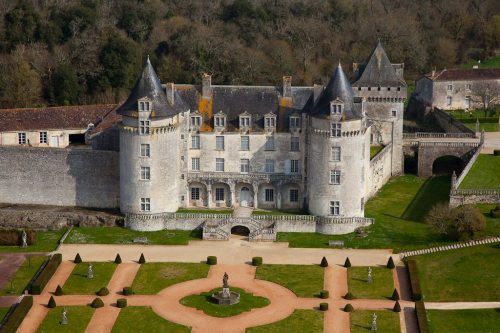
47;296;56;308
407;260;423;301
123;287;133;296
393;301;401;312
320;256;328;267
0;296;33;333
391;288;400;301
343;303;354;312
114;254;122;264
207;256;217;265
344;292;354;300
344;257;351;268
97;287;109;296
493;150;500;156
387;256;395;269
415;301;430;333
0;229;35;246
74;253;82;264
490;208;500;218
54;285;63;296
91;298;104;308
458;117;498;124
30;254;62;295
319;303;328;311
138;253;146;264
252;257;263;266
319;290;329;299
116;298;127;308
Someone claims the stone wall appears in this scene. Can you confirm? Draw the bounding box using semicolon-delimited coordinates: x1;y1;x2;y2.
0;146;119;209
431;108;474;134
367;144;393;199
449;189;500;208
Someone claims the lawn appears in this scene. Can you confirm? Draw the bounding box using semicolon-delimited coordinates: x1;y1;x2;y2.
0;229;66;253
62;263;117;295
464;122;498;132
65;227;201;245
36;306;94;333
255;264;324;297
278;175;453;252
180;287;269;317
0;255;47;295
427;309;500;333
246;309;323;333
131;262;209;294
111;306;190;333
0;306;10;322
176;208;233;215
475;204;500;238
347;267;394;299
413;244;499;301
462;56;500;69
370;146;384;159
459;154;500;189
350;310;400;333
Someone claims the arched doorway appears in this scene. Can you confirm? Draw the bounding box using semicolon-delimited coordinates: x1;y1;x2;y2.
240;187;252;207
432;155;464;176
231;225;250;236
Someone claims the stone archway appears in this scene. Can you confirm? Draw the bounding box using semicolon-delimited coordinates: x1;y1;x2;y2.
432;155;464;176
231;225;250;236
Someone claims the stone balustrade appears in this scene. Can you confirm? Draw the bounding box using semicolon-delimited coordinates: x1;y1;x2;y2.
403;132;476;139
399;237;500;259
187;172;302;183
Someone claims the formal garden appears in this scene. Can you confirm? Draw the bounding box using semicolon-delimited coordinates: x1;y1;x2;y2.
247;310;323;333
347;267;394;299
445;107;499;132
350;310;400;333
0;255;47;295
426;309;500;333
36;306;95;333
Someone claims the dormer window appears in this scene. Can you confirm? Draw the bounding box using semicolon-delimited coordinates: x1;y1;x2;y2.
239;112;251;129
190;114;202;128
139;100;151;111
330;101;343;116
264;113;277;129
289;116;301;129
213;112;226;129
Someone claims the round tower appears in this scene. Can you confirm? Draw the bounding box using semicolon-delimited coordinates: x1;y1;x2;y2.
306;63;367;218
118;58;188;231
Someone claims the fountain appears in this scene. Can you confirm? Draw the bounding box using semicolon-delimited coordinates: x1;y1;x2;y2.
211;272;240;305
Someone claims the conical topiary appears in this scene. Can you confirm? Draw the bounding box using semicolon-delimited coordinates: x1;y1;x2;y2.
344;303;354;312
138;253;146;264
393;301;401;312
54;285;63;296
91;297;104;308
320;256;328;267
387;256;395;269
344;257;351;268
344;292;354;300
114;253;122;264
74;253;82;264
48;296;56;308
391;288;400;301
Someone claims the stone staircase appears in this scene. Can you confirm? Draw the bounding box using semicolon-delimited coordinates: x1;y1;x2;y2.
202;217;276;241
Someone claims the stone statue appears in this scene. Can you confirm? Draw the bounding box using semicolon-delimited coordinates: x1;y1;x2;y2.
371;312;377;331
21;230;27;248
367;266;373;284
61;307;68;325
87;263;93;279
223;272;229;288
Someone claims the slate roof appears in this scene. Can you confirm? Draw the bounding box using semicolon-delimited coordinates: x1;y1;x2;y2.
176;85;313;132
423;68;500;81
0;104;116;132
352;41;405;87
307;63;362;120
117;58;187;118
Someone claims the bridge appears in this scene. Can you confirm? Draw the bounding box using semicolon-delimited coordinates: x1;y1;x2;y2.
403;132;483;177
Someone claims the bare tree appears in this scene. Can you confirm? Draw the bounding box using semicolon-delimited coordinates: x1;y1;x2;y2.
470;81;500;116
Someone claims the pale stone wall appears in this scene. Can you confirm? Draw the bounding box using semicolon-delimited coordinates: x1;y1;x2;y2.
450;191;500;208
0;129;87;148
366;144;393;199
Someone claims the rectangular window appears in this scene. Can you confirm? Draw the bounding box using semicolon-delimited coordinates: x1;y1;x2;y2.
265;117;276;128
215;188;225;201
265;136;275;150
289;189;299;202
39;132;47;144
191;158;200;171
216;136;225;150
18;133;26;145
140;144;150;157
216;158;225;172
191;187;200;200
265;188;274;202
331;147;341;161
191;135;200;149
330;201;340;216
240;159;250;173
391;110;397;117
330;170;341;184
240;116;250;127
465;84;472;91
290;160;299;173
191;116;201;127
140;198;151;212
139;120;150;135
140;166;150;180
265;159;275;173
290;117;301;128
447;84;453;91
241;136;249;150
446;96;452;106
214;116;225;127
331;123;341;137
290;137;299;151
465;96;471;109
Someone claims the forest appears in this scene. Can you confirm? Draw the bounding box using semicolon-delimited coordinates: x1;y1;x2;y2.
0;0;498;108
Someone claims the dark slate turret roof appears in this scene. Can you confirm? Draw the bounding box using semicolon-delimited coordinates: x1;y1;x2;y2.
308;63;361;120
117;58;187;118
352;41;403;87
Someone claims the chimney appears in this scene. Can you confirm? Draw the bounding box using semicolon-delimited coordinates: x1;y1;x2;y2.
202;73;211;99
282;76;292;99
313;84;323;104
166;82;175;105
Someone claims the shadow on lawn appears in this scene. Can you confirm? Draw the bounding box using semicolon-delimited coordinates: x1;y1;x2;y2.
401;176;451;222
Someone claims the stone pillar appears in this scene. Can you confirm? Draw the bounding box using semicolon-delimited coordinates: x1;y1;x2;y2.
229;182;236;207
207;183;212;208
253;182;259;209
276;184;282;209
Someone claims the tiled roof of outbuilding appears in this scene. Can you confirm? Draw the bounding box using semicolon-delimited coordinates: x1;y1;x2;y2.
0;104;117;132
423;68;500;81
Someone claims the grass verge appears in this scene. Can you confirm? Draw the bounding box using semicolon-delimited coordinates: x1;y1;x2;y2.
246;309;323;333
350;310;400;333
62;263;116;295
459;154;500;189
0;256;47;295
347;267;394;299
427;309;500;333
36;306;94;333
111;306;190;332
0;229;66;253
255;264;323;297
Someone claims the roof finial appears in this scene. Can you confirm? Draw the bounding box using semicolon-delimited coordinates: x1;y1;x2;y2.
147;54;150;64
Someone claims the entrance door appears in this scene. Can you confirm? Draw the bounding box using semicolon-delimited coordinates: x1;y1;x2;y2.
50;136;59;147
240;187;251;207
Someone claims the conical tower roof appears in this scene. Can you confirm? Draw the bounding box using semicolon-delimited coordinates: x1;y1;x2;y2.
311;63;360;119
117;57;186;118
352;41;402;87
